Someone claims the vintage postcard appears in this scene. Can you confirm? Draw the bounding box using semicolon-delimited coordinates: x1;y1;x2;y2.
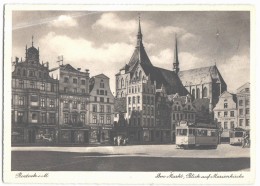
3;4;255;184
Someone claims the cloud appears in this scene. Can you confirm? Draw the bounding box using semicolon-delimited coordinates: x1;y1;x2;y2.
150;48;173;70
179;52;205;70
38;32;134;93
92;13;136;33
50;15;78;27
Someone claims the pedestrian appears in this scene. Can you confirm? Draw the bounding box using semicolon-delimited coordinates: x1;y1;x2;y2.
113;136;117;146
117;136;121;146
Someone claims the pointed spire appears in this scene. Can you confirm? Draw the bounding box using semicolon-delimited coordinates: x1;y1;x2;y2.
136;14;143;48
25;45;28;60
32;35;34;47
173;33;180;74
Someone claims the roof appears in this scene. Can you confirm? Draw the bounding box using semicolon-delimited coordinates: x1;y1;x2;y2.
178;65;226;86
114;97;127;113
59;64;79;73
141;63;189;96
94;73;110;79
218;91;237;103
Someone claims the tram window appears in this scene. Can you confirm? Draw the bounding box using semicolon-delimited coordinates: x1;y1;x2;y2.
197;129;207;136
177;129;187;136
235;132;243;137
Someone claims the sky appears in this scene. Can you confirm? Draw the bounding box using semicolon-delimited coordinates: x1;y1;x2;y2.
12;11;250;93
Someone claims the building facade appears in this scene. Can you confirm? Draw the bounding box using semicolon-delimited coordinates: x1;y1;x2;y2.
168;93;196;142
236;82;250;131
213;91;237;142
89;74;114;144
12;40;59;144
50;64;90;144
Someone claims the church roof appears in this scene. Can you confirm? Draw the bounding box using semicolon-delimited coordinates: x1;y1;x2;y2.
141;63;189;96
178;65;226;86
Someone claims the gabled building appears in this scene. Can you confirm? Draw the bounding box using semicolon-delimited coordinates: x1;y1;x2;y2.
12;39;59;144
236;82;250;131
50;64;90;144
213;91;237;142
89;74;114;144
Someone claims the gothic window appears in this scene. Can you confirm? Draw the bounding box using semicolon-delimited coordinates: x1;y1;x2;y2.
196;88;200;99
192;89;195;98
139;71;142;80
203;87;208;98
121;78;124;88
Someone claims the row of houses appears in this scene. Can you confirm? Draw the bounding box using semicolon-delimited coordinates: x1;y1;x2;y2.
12;40;114;144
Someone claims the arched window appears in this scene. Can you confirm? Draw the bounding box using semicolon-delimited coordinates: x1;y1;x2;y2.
196;88;200;99
203;87;208;98
139;71;142;80
192;89;195;98
121;78;124;88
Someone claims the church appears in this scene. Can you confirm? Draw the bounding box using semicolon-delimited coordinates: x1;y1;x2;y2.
114;17;227;143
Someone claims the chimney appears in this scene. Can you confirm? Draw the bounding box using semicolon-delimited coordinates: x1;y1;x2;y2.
77;68;81;71
46;62;49;68
15;57;19;64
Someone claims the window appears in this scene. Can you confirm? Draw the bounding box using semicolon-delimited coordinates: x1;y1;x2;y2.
133;96;136;104
151;97;154;104
81;102;85;109
100;90;104;95
106;116;111;124
245;100;250;106
73;88;77;93
246;119;250;126
224;103;228;108
218;112;221;117
29;70;34;77
97;90;100;95
239;100;243;106
107;98;109;103
80;114;85;124
151;107;154;115
230;121;234;129
92;104;97;112
30;81;35;89
172;113;175;120
23;69;26;76
230;111;234;117
192;89;195;98
224;122;228;129
64;77;69;83
224;112;228;117
40;98;45;107
137;96;140;103
72;113;77;123
100;80;105;88
64;87;68;93
100;116;104;124
18;96;25;105
32;113;38;122
128;97;131;104
81;89;85;93
246;108;250;115
40;83;45;91
143;96;146;104
18;80;24;88
17;112;24;123
73;78;77;84
107;105;111;113
51;84;55;92
94;97;97;102
93;115;97;123
64;113;69;124
128;107;131;114
239;109;243;115
147;97;150;104
50;99;55;108
81;79;85;85
64;100;69;108
239;119;243;126
100;97;104;102
203;87;208;97
41;113;46;123
121;78;124;87
100;105;104;112
72;101;77;109
196;88;200;99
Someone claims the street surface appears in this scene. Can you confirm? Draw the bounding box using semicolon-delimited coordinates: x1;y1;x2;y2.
12;144;250;171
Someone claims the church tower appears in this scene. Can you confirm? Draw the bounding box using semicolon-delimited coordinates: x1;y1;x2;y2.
173;34;179;74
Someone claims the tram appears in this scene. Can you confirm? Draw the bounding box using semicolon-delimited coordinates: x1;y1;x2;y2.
229;128;247;146
176;121;219;149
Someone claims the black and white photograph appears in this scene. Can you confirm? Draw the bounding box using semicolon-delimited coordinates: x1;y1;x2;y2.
2;4;255;184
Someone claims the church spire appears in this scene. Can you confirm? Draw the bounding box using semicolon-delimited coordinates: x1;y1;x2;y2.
136;15;143;48
173;34;180;74
32;35;34;47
